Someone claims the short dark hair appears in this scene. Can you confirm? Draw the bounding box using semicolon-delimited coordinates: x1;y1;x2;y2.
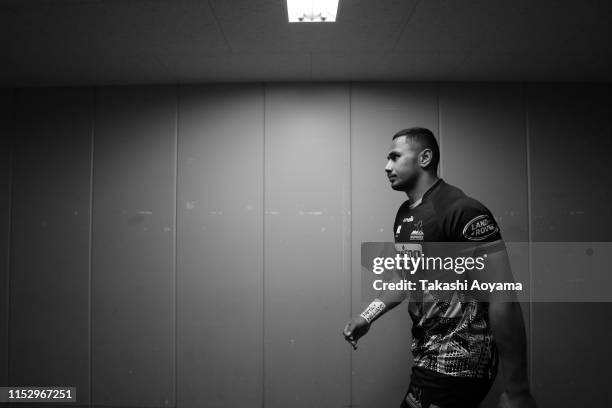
392;127;440;171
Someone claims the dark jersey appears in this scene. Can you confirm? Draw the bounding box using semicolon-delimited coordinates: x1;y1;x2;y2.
393;179;503;379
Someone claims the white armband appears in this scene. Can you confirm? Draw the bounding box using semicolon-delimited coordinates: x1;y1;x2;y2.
359;298;386;324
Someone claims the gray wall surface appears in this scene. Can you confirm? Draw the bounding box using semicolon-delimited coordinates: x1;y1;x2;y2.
1;82;611;408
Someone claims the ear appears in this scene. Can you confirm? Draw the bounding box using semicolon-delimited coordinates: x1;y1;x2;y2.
418;148;433;168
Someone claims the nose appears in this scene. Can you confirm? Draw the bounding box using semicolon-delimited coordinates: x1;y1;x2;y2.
385;160;393;172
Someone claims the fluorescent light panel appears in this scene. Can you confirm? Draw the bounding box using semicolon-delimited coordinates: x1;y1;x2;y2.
287;0;339;22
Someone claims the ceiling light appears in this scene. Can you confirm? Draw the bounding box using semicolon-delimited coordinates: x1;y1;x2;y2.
287;0;339;23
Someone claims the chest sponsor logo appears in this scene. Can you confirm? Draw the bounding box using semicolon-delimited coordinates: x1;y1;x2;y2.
410;220;424;241
403;216;414;223
462;214;499;241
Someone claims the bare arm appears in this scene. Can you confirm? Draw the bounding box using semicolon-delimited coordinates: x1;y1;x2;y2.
480;249;537;407
342;265;407;348
490;300;530;392
375;265;408;315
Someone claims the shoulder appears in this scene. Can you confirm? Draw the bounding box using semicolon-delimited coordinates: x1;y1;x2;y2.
448;195;493;218
429;181;466;212
435;184;501;242
450;196;501;242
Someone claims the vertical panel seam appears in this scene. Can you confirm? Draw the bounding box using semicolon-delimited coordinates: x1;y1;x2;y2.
437;82;443;178
523;82;534;390
174;85;179;408
348;81;353;408
6;88;16;386
89;86;97;408
262;82;266;408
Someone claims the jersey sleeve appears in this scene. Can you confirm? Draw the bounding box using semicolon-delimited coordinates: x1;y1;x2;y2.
444;197;505;253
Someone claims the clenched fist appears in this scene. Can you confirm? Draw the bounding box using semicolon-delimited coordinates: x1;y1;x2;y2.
342;316;370;350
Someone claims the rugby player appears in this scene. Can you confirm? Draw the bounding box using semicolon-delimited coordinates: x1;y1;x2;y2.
343;127;537;408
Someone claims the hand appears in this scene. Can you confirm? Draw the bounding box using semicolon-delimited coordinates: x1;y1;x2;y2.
498;391;537;408
342;316;370;350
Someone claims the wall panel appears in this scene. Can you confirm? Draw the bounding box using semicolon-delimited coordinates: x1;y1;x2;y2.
438;83;530;408
264;83;351;408
439;84;529;241
176;84;264;408
92;86;175;406
0;90;12;387
528;84;612;407
350;82;439;408
10;88;92;403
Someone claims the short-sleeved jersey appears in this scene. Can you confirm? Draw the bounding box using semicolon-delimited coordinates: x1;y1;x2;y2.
393;178;503;379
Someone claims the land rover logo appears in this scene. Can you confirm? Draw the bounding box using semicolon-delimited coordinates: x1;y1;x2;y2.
462;214;499;241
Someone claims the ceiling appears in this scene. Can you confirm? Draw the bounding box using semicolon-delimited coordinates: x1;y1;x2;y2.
2;0;611;87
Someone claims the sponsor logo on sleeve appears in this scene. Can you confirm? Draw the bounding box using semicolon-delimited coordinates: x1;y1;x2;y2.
462;214;499;241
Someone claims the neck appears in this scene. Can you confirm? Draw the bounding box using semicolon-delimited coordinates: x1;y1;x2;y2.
406;172;439;203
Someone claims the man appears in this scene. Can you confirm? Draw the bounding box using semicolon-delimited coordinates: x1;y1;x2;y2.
343;128;537;408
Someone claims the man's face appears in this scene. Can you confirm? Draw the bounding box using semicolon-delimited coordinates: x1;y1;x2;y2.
385;136;420;191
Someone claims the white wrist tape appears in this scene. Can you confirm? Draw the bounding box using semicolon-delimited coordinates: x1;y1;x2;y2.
359;299;386;324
